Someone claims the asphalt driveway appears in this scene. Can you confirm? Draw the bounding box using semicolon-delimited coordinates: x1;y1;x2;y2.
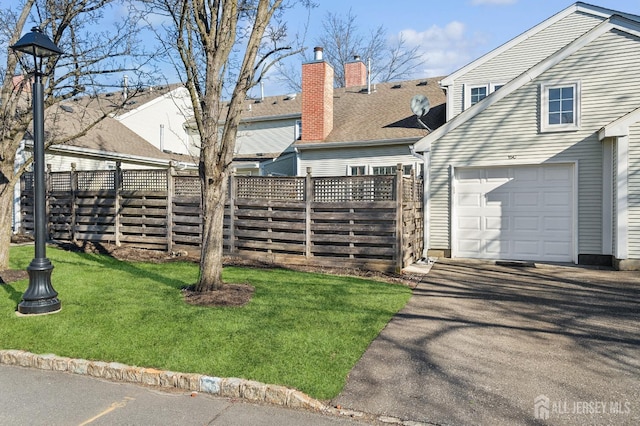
332;259;640;425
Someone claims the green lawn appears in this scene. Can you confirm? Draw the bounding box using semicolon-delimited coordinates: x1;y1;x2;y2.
0;245;411;399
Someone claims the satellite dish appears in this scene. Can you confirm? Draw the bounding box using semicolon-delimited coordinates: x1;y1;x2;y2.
410;94;430;117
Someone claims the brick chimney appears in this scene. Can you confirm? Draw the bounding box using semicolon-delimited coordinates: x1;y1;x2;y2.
345;55;367;88
301;47;334;142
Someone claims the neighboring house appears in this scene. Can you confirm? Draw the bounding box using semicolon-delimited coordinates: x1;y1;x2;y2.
412;2;640;270
184;50;446;177
294;49;446;177
114;84;197;158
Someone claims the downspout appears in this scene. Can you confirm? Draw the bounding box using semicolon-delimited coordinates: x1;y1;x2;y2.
411;143;430;260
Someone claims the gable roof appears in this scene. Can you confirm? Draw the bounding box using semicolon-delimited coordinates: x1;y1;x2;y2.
35;98;195;168
439;2;640;87
414;14;640;152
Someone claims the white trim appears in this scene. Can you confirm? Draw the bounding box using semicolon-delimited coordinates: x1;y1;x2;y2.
346;164;368;176
296;136;421;151
463;84;488;110
602;139;613;255
616;135;629;259
540;81;581;133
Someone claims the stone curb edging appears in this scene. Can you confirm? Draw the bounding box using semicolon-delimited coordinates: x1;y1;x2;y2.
0;349;324;410
0;349;426;425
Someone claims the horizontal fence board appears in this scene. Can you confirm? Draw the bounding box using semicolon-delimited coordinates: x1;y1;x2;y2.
236;241;306;253
311;211;396;221
234;209;306;220
311;244;395;256
311;234;394;244
120;217;167;226
235;219;307;231
235;229;305;242
120;226;167;235
120;207;167;216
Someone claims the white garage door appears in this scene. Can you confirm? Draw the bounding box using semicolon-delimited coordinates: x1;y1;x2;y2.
454;164;574;263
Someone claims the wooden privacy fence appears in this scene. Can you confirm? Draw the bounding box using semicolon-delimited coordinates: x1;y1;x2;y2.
20;164;424;272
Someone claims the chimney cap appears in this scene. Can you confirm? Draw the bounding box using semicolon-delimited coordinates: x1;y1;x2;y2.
313;46;323;61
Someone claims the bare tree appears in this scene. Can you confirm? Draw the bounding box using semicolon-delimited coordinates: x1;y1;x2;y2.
151;0;308;292
0;0;152;271
275;9;424;92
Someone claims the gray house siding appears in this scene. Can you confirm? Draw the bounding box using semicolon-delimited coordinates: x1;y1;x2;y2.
450;11;604;118
298;144;420;177
236;118;297;157
429;28;640;257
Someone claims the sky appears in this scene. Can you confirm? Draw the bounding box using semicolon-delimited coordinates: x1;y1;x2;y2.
5;0;640;97
252;0;640;96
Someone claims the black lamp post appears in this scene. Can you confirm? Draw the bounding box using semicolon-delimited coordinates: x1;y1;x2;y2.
11;27;63;315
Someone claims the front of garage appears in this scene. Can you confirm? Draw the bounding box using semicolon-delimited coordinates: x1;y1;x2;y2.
452;163;577;263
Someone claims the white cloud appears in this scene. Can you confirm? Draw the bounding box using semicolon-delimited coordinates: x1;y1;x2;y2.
397;21;487;78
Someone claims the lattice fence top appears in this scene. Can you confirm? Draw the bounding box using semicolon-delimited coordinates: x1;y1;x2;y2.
50;172;72;191
313;176;395;202
236;176;305;200
174;176;201;196
22;172;34;191
402;177;424;202
122;170;167;191
78;170;115;190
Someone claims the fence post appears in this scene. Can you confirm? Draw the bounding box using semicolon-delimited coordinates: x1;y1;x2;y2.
395;163;404;273
167;167;174;254
305;167;312;260
45;164;52;240
114;161;121;246
70;163;77;243
227;171;236;254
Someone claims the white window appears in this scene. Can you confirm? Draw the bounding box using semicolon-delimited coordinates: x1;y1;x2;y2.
348;165;367;176
463;83;503;110
470;86;487;106
540;81;581;132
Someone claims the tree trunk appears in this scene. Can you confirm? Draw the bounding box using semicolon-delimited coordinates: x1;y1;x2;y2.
0;160;18;271
196;172;228;292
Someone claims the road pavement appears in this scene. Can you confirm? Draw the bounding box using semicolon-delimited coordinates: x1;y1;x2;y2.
0;364;373;425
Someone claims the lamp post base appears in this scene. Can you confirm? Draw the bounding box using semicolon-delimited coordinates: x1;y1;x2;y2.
18;258;61;315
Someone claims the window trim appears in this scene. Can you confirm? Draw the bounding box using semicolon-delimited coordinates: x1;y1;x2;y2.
463;82;505;110
540;81;581;133
347;164;368;176
464;84;488;110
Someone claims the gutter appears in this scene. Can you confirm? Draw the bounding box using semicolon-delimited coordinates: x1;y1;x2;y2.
295;136;421;151
410;143;430;259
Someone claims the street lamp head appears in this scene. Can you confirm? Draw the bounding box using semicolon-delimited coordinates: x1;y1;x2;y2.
10;26;63;59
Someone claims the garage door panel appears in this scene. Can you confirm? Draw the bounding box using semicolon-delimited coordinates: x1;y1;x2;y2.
455;164;574;262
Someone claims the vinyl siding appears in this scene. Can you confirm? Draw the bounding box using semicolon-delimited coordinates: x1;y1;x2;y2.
450;12;604;118
430;29;640;257
117;88;193;156
629;123;640;258
298;144;419;177
236;118;297;156
262;153;296;176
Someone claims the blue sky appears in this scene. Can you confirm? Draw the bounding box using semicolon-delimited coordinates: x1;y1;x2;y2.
5;0;640;96
281;0;640;76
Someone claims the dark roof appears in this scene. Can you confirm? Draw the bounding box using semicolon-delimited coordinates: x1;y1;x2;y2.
231;77;446;146
39;97;193;165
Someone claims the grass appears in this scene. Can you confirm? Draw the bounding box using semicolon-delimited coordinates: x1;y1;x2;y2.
0;245;412;399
